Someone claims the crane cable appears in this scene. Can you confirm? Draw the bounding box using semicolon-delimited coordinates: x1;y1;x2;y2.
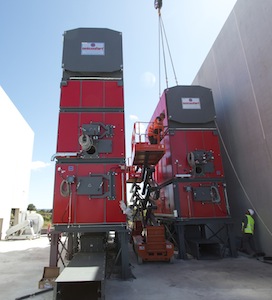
155;0;178;95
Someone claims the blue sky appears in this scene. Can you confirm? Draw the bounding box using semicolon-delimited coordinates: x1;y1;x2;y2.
0;0;237;209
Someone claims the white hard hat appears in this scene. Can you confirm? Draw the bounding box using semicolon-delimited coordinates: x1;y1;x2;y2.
248;209;254;216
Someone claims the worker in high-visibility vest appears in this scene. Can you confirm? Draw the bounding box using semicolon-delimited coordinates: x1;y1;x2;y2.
241;208;256;256
147;112;165;144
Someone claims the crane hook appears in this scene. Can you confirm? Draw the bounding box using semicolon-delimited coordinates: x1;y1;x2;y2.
154;0;162;15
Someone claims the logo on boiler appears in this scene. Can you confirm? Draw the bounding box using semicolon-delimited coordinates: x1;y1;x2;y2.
81;42;105;56
181;97;201;110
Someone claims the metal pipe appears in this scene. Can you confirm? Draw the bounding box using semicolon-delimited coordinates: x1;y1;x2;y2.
121;169;125;203
223;183;231;216
68;187;72;226
51;152;78;161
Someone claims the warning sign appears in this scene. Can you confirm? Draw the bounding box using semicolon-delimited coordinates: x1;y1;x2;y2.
181;98;201;109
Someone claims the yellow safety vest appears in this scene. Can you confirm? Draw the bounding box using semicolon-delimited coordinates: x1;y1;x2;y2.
242;215;255;234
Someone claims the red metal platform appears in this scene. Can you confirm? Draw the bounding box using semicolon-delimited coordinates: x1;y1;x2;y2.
131;142;165;166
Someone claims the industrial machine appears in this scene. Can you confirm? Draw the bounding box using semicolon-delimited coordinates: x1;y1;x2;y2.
5;210;44;240
48;4;236;300
128;85;237;260
50;28;130;300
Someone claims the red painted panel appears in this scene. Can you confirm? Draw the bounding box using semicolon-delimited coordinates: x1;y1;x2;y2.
104;81;124;107
52;163;126;224
202;131;224;176
156;130;225;184
60;81;81;107
156;181;228;219
184;131;225;179
104;112;126;158
56;112;125;158
82;81;104;107
56;113;80;152
77;112;126;158
177;182;228;218
60;80;124;108
52;163;78;224
156;183;174;215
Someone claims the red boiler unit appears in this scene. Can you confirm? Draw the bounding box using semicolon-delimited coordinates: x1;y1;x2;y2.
148;85;237;259
50;29;130;288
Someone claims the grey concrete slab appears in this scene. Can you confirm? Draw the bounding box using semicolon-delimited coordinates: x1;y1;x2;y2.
0;236;52;300
1;236;272;300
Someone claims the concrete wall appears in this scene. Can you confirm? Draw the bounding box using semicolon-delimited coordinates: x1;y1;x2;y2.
192;0;272;255
0;86;34;239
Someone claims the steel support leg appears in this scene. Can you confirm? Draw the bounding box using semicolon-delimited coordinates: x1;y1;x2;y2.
49;231;60;267
226;223;238;257
119;230;130;280
174;222;187;259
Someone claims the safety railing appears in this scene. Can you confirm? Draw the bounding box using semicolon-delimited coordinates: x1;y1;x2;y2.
131;121;166;151
129;122;167;167
131;122;149;147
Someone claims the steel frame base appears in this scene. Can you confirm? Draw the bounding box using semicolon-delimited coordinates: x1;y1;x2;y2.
160;217;237;259
49;223;130;280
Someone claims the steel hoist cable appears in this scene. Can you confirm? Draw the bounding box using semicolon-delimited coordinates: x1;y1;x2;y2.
159;16;169;90
155;1;178;96
159;16;179;86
